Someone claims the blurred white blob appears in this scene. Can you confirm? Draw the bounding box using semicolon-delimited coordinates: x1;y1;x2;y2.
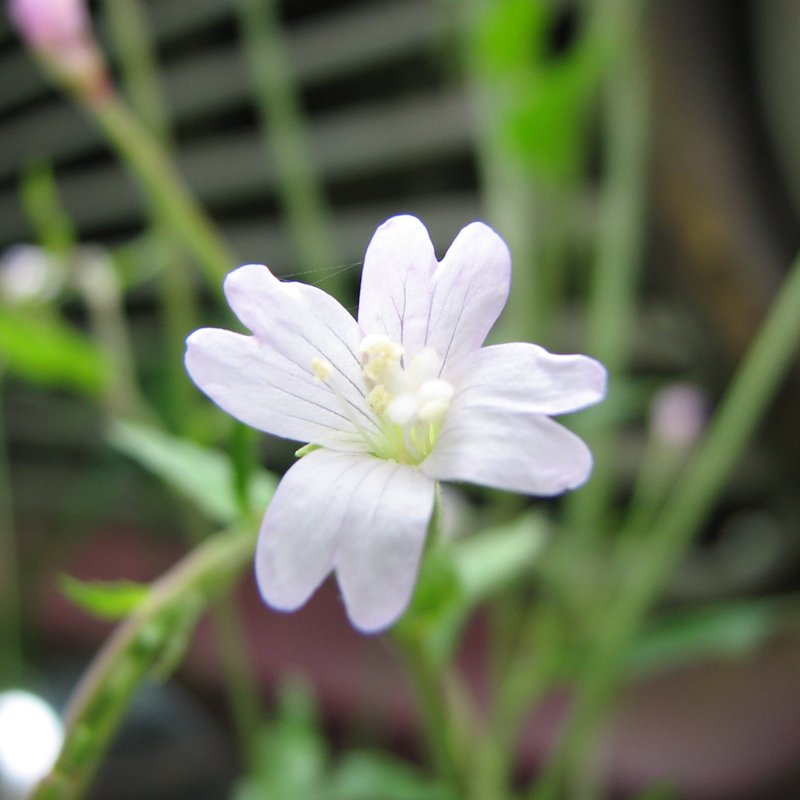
0;689;63;798
649;382;707;448
0;245;63;305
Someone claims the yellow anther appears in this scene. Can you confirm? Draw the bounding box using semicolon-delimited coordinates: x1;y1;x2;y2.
311;357;334;382
366;384;393;415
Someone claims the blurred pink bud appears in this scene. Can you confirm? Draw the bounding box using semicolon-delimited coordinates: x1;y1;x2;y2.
8;0;89;49
650;383;707;448
8;0;110;101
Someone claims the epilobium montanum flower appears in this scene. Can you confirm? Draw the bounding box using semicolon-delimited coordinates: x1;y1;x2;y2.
185;216;606;632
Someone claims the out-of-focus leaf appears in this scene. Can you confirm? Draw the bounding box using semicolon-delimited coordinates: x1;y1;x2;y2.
20;161;76;254
400;512;549;665
60;576;148;620
472;0;551;73
631;783;680;800
232;681;328;800
326;751;452;800
109;419;277;524
453;511;549;602
0;308;108;393
627;598;791;674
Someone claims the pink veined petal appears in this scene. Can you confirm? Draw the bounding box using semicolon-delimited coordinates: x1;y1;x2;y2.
255;449;435;633
446;343;607;416
422;403;593;496
357;215;438;358
334;460;435;632
255;450;349;612
357;217;511;367
185;328;368;450
424;221;511;370
186;263;383;447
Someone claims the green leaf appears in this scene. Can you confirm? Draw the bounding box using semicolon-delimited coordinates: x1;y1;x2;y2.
399;512;549;665
627;597;791;674
0;308;108;393
60;576;148;620
232;682;328;800
109;419;277;524
452;511;549;603
20;161;77;254
327;751;452;800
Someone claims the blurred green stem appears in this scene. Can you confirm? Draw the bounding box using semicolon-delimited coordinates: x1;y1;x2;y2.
565;0;649;541
533;247;800;799
393;493;471;798
235;0;342;294
0;374;23;686
103;0;199;431
31;523;258;800
103;0;170;142
90;92;233;291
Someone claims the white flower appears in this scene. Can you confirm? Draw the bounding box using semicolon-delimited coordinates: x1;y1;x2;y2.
185;215;606;632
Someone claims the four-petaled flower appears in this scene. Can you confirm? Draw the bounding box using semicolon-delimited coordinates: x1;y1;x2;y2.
185;215;606;632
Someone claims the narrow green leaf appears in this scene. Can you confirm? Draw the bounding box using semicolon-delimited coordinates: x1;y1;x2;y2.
60;576;148;620
109;419;277;524
453;511;549;602
0;308;108;393
627;597;791;674
327;751;452;800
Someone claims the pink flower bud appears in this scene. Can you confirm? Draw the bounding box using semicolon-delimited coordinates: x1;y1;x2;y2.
8;0;110;101
8;0;89;49
650;383;707;448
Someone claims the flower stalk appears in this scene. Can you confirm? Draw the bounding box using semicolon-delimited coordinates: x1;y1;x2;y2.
533;245;800;799
30;523;258;800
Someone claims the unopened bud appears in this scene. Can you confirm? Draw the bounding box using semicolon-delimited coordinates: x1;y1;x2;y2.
8;0;110;101
650;383;707;448
0;244;63;305
9;0;89;48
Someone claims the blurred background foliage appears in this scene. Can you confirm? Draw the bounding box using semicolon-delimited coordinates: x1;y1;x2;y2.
1;0;800;798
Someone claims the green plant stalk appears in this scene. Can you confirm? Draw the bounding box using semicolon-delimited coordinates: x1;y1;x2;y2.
532;247;800;800
395;625;465;797
0;374;23;686
30;523;257;800
235;0;342;294
207;595;262;767
392;491;470;798
565;0;649;542
462;0;548;346
89;92;234;292
77;251;152;421
103;0;199;430
102;0;170;142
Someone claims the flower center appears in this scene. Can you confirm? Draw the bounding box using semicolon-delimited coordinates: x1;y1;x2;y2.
357;334;453;464
310;335;453;464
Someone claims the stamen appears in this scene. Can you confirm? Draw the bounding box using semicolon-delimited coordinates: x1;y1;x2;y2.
356;334;454;464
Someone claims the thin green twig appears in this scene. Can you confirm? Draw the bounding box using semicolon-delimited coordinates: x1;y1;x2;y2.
532;246;800;799
235;0;342;295
30;524;258;800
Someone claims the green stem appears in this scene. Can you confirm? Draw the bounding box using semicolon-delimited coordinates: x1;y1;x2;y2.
102;0;200;430
30;524;258;800
0;374;23;686
102;0;170;142
532;246;800;799
565;0;649;541
392;490;469;797
90;93;234;292
235;0;341;294
394;626;465;796
207;595;262;768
